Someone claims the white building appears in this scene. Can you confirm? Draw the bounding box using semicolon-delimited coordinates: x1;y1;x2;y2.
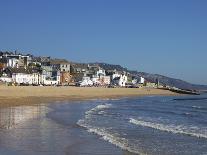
91;75;111;86
113;74;128;87
110;70;128;87
31;73;40;85
7;58;19;68
2;53;32;67
132;78;138;85
1;67;42;85
12;73;31;84
80;76;93;86
96;68;106;77
0;76;12;83
112;72;121;79
139;77;145;84
91;77;100;85
50;59;70;72
40;71;60;85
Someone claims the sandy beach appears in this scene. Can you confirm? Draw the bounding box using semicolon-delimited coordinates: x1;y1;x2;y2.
0;86;177;107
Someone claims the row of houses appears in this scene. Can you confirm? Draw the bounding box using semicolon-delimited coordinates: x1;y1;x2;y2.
0;52;145;87
73;65;145;87
0;52;71;85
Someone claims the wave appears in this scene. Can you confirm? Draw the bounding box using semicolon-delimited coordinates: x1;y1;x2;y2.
85;104;112;115
77;119;145;155
192;106;204;109
129;118;207;139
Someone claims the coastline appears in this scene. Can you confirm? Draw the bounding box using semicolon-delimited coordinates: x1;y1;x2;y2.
0;86;178;108
1;87;205;155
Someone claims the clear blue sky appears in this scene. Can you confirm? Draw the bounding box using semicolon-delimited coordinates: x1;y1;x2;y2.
0;0;206;84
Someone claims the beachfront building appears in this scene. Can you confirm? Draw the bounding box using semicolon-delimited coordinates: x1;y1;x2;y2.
111;70;122;80
40;69;60;85
88;65;111;85
9;68;32;84
130;76;145;85
1;67;31;84
107;70;128;87
60;72;72;85
139;77;145;84
0;67;42;85
31;72;40;85
72;64;110;86
132;78;138;85
50;59;71;85
0;74;12;83
90;75;111;86
90;66;110;86
145;82;157;88
112;74;128;87
91;76;100;85
79;76;93;86
12;72;31;84
100;75;111;85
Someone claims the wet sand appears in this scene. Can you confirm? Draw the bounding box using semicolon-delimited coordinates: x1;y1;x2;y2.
0;86;177;107
0;100;136;155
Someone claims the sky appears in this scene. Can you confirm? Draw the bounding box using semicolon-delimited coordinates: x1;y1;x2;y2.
0;0;207;84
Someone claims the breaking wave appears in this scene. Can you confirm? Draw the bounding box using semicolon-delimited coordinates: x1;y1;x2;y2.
192;106;202;109
77;103;146;155
77;119;144;155
85;104;112;115
129;118;207;139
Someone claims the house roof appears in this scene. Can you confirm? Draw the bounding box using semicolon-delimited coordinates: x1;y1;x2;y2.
5;67;40;74
33;56;50;63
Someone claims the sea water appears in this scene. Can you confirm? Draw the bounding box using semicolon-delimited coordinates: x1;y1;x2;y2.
0;94;207;155
77;94;207;155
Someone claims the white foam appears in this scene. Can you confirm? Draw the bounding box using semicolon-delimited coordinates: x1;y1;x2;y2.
192;106;202;109
100;98;120;101
129;118;207;139
77;119;145;155
85;104;112;115
98;111;105;115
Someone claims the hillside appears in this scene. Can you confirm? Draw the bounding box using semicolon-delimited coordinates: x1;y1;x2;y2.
90;62;207;90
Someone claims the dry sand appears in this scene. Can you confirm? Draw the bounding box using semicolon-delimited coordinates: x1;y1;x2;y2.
0;86;178;107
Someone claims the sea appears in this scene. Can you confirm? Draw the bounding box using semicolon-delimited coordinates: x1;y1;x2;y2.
0;93;207;155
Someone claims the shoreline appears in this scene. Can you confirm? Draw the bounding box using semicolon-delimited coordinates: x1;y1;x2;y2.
0;86;179;108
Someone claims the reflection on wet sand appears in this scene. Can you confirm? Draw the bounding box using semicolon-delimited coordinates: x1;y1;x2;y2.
0;104;48;129
0;102;132;155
